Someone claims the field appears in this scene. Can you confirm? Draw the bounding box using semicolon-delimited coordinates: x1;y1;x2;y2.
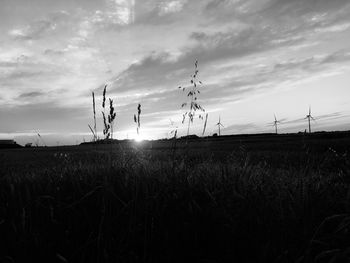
1;131;350;263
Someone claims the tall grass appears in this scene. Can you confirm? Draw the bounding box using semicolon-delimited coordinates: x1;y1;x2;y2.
92;92;97;141
89;84;117;141
179;60;205;136
1;141;349;262
108;98;116;139
134;103;141;136
102;84;110;139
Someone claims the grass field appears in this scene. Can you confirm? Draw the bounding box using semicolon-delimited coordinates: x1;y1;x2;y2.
1;131;350;262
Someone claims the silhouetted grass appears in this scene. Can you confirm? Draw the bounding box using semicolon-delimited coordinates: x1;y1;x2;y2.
0;136;349;263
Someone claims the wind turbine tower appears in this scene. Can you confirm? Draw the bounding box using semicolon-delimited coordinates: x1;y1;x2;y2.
273;114;281;134
305;106;315;133
216;116;224;136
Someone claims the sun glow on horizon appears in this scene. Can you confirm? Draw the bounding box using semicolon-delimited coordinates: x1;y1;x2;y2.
131;132;149;142
134;135;144;142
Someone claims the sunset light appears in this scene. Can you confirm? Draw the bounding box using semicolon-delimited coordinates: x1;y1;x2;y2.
2;1;350;262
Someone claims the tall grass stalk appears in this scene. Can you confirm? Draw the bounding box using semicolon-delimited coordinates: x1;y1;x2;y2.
179;60;205;136
101;84;116;140
92;91;97;141
134;103;141;135
108;98;116;139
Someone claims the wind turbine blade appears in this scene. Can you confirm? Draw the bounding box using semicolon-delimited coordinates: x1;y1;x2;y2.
37;133;47;147
202;113;208;136
274;114;277;122
309;106;311;115
88;125;95;136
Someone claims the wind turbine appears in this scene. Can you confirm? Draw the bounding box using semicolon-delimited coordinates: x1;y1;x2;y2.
273;114;281;134
305;106;315;133
216;116;224;136
202;113;208;136
169;119;178;139
37;133;46;147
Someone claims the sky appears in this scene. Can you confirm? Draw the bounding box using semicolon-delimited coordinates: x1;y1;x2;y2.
1;0;350;145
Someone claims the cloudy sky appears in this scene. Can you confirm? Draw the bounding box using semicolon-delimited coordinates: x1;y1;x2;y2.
1;0;350;145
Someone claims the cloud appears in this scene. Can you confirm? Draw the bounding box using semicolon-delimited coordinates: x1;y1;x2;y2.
315;112;344;121
9;20;53;40
43;49;66;56
280;112;344;125
106;0;135;25
159;0;187;16
0;102;90;133
0;55;67;86
108;35;350;106
0;54;31;68
88;0;136;29
6;70;44;80
106;5;350;98
18;91;44;99
273;112;349;133
89;0;195;29
104;41;350;137
8;10;71;41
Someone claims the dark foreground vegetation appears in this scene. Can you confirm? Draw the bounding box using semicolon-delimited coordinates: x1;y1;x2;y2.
1;132;350;263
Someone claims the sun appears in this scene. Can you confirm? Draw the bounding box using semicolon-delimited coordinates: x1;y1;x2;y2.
133;133;148;142
134;135;144;142
128;130;151;142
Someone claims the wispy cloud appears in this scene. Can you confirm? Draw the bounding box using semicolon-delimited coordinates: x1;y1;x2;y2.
17;91;45;99
1;0;350;144
8;11;70;40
